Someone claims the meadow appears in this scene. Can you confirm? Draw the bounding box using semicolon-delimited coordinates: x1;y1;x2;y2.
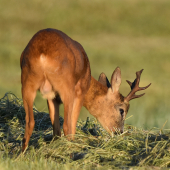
0;0;170;169
0;93;170;169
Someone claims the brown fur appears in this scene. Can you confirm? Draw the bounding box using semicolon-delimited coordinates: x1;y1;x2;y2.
20;28;150;152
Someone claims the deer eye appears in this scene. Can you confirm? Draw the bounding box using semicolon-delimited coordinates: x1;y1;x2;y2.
119;108;124;117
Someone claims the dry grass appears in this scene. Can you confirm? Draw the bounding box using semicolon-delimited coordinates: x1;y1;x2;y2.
0;93;170;169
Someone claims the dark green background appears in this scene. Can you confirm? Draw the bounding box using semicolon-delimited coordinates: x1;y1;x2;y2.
0;0;170;129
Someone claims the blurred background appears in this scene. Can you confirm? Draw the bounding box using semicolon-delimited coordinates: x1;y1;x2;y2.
0;0;170;129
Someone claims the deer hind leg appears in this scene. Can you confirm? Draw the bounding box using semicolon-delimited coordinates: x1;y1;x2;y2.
47;96;61;138
22;83;36;152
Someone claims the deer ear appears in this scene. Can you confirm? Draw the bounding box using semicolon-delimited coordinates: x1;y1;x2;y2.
111;67;121;93
98;73;111;88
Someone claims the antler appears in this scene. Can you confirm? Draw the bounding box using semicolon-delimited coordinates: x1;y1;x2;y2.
124;69;151;101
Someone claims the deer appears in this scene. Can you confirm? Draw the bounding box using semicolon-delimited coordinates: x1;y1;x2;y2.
20;28;151;152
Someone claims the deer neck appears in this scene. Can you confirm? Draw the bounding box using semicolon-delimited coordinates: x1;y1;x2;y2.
83;76;108;118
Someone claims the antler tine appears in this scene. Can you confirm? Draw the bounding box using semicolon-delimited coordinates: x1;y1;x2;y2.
126;80;132;88
125;69;151;101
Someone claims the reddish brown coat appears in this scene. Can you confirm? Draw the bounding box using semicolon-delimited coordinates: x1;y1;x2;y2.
20;28;150;152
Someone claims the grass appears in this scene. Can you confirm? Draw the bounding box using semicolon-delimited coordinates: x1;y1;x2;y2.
1;0;170;169
0;0;170;133
0;93;170;169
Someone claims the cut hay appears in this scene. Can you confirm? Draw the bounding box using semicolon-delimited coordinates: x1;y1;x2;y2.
0;92;170;169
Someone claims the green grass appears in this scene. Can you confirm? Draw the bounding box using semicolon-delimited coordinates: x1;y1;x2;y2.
1;1;170;169
0;0;170;129
0;93;170;170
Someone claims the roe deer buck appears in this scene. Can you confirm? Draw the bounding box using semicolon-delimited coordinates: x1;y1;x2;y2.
20;28;151;152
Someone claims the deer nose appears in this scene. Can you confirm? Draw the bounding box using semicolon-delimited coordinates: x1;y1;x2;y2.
114;130;123;135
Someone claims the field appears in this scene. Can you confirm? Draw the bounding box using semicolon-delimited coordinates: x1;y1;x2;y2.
0;93;170;169
0;0;170;169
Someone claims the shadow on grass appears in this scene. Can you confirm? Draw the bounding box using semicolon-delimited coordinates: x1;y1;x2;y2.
0;92;170;168
0;92;101;155
0;93;63;154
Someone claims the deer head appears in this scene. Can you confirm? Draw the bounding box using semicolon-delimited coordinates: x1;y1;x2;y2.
85;67;151;135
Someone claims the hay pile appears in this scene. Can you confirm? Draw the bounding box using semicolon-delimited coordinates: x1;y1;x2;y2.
0;92;170;169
